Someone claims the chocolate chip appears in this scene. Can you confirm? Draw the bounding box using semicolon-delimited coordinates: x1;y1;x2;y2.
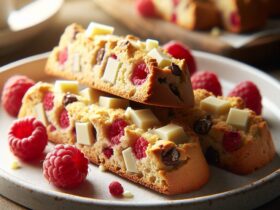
205;146;219;165
169;83;183;101
161;148;180;166
169;63;182;76
96;48;105;65
63;93;78;107
193;115;212;135
158;77;167;84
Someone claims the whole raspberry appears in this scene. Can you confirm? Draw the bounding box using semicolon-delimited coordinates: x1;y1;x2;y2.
103;147;113;159
163;41;197;76
223;131;242;152
228;81;262;115
58;47;68;65
131;61;149;86
108;119;128;145
109;181;124;197
135;0;157;17
1;75;35;117
59;108;70;129
43;144;88;188
43;91;54;111
8;117;48;161
191;71;222;96
133;137;148;159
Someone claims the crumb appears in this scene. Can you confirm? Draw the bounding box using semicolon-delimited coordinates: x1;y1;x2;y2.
122;190;134;198
99;164;106;172
210;27;221;37
10;160;21;170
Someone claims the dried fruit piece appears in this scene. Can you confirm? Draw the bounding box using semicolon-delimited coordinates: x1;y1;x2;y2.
96;48;105;65
43;91;54;111
161;147;180;166
103;147;113;159
63;93;78;107
58;47;68;65
59;108;70;129
131;61;149;86
193;115;212;135
223;131;242;152
168;63;182;76
133;137;148;159
169;83;182;100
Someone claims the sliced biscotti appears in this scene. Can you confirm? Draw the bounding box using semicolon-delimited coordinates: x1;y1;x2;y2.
45;23;194;108
19;81;209;195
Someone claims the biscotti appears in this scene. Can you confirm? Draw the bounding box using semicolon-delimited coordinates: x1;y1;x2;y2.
18;81;209;195
45;23;194;108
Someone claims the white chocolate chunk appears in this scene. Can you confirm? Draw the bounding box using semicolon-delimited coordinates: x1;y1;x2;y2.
124;107;133;119
80;88;104;104
75;122;95;145
129;109;160;130
102;57;121;84
226;108;249;130
147;48;171;68
85;22;114;38
146;39;159;51
122;147;137;173
200;96;230;114
72;53;80;72
123;191;134;198
99;164;106;172
54;80;79;94
35;103;48;126
155;123;188;144
10;160;21;170
99;96;129;109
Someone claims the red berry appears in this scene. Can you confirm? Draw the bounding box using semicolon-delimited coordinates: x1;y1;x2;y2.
109;181;124;197
103;147;113;159
1;75;35;117
172;0;180;6
230;11;240;28
43;91;54;111
135;0;157;17
228;81;262;115
223;131;242;152
43;144;88;188
163;41;197;76
8;117;48;161
111;54;117;59
108;119;128;145
133;137;148;159
171;12;177;23
191;71;222;96
59;108;70;129
131;61;149;86
58;47;68;65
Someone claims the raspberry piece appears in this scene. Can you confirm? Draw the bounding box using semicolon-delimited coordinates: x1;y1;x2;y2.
8;117;48;161
172;0;180;6
133;137;148;159
58;47;68;65
228;81;262;115
109;181;124;197
171;12;177;23
103;147;113;159
223;131;242;152
43;144;88;188
191;71;222;96
135;0;157;17
59;108;70;129
111;54;117;59
230;11;240;28
163;41;197;76
43;91;54;111
1;75;35;117
131;61;149;86
48;124;56;132
108;119;128;145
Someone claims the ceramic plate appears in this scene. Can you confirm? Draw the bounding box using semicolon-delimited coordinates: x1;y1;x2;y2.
0;52;280;210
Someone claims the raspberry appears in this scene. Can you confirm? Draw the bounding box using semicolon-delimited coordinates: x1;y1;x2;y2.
131;61;149;86
230;11;240;28
163;41;197;76
171;12;177;23
103;147;113;159
109;181;124;197
111;54;117;59
135;0;157;17
59;108;70;129
108;119;128;145
8;117;48;161
191;71;222;96
172;0;180;6
228;81;262;115
43;91;54;111
1;75;35;117
223;131;242;152
133;137;148;159
43;144;88;188
58;47;68;65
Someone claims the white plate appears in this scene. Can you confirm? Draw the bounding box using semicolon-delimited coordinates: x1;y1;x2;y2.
0;0;63;54
0;52;280;210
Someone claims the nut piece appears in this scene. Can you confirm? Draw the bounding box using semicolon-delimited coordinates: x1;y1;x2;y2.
85;22;114;38
99;96;129;109
147;48;171;68
35;103;48;126
146;39;159;51
54;80;79;94
200;96;230;114
102;57;122;84
129;109;160;130
226;108;249;130
80;88;104;104
75;122;96;145
122;147;137;173
155;123;189;144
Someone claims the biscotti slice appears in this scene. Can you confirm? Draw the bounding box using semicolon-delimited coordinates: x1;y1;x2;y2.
19;81;209;195
45;23;194;108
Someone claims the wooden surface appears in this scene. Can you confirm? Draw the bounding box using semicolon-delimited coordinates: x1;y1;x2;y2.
0;0;279;209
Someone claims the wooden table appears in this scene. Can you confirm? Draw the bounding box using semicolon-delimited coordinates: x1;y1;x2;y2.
0;0;279;209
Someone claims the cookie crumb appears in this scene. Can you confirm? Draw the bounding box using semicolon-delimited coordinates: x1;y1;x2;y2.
11;160;21;170
123;190;134;198
210;27;221;37
99;164;106;172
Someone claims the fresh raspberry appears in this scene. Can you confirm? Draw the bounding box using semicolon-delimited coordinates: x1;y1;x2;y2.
108;119;128;145
223;131;242;152
43;144;88;188
59;108;70;129
48;124;56;132
1;75;35;117
43;91;54;111
58;47;68;65
191;71;222;96
131;61;149;86
103;147;113;159
228;81;262;115
135;0;157;17
163;41;197;76
8;117;48;161
109;181;124;197
133;137;148;159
